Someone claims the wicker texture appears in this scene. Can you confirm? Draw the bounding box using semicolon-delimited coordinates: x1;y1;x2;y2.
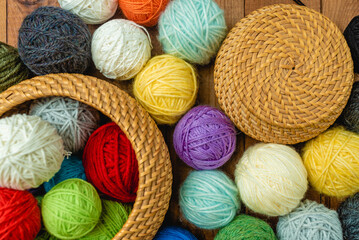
0;73;172;240
214;4;354;144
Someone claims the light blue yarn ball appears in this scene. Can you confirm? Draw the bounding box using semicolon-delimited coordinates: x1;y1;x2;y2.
179;170;240;229
43;155;87;192
158;0;227;65
154;226;198;240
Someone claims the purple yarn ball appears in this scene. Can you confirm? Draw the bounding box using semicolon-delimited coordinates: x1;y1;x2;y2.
173;105;237;170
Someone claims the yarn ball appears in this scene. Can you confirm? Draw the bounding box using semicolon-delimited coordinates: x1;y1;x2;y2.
235;143;307;216
0;42;30;92
81;200;132;239
344;16;359;73
58;0;118;24
119;0;170;27
179;170;240;229
341;81;359;133
173;105;236;170
338;192;359;239
158;0;227;65
83;122;139;203
43;155;87;192
41;179;102;239
277;200;343;240
0;114;64;190
0;188;41;240
92;19;151;80
18;7;91;75
30;97;100;153
215;215;276;240
154;226;198;240
302;126;359;198
133;55;198;124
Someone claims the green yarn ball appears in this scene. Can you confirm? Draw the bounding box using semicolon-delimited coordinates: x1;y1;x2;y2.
81;200;132;240
0;42;30;92
215;215;277;240
41;179;102;239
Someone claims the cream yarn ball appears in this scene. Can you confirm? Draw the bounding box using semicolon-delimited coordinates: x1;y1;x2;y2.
0;114;64;190
58;0;118;24
92;19;152;80
235;143;308;216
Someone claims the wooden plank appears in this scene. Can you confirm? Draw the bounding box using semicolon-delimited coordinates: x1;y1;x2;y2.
322;0;359;32
0;0;6;43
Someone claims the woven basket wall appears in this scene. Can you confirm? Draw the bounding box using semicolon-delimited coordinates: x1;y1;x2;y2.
0;73;172;240
214;4;354;144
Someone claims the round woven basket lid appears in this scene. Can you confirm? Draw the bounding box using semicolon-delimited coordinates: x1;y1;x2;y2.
214;4;354;144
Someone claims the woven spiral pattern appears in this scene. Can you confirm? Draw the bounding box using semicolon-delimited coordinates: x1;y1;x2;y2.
0;73;172;240
214;4;353;144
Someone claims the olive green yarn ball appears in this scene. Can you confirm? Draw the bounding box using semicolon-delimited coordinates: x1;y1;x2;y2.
41;179;102;239
0;42;30;92
81;200;132;240
215;215;277;240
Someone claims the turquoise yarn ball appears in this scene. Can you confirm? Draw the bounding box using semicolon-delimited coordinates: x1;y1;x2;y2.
158;0;227;65
179;170;240;229
43;155;86;192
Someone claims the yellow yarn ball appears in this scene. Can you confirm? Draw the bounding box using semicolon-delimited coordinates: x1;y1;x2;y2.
302;126;359;198
133;54;198;124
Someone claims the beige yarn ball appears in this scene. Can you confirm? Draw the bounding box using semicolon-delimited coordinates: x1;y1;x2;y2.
235;143;308;216
0;114;64;190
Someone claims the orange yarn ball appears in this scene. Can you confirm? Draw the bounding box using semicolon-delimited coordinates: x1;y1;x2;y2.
119;0;170;27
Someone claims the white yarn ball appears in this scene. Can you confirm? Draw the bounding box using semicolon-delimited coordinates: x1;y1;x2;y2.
235;143;308;217
0;114;64;190
91;19;152;80
58;0;118;24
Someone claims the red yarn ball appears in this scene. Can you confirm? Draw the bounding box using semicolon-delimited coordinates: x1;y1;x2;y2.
0;188;41;240
83;122;139;203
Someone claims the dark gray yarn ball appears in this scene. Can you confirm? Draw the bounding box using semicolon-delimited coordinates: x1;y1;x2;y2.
338;193;359;240
18;7;91;75
344;16;359;73
342;81;359;133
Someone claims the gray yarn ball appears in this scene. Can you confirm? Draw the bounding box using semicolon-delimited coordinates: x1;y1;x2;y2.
338;193;359;240
277;200;343;240
342;81;359;133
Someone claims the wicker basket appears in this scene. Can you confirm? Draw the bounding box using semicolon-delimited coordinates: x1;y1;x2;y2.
214;4;354;144
0;73;172;240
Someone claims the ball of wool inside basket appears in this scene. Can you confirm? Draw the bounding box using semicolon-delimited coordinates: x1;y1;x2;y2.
119;0;170;27
235;143;307;216
277;200;343;240
43;155;87;192
302;126;359;198
214;215;276;240
58;0;118;24
344;16;359;73
0;42;30;92
338;192;359;239
83;122;139;203
92;19;151;80
173;105;236;170
154;226;198;240
158;0;227;65
81;199;132;240
41;179;102;239
133;55;198;125
341;82;359;133
0;114;64;190
0;188;41;240
179;170;240;229
18;7;91;75
30;97;100;153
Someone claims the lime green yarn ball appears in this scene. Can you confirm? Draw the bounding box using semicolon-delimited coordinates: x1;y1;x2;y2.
215;215;277;240
41;179;102;239
81;199;132;240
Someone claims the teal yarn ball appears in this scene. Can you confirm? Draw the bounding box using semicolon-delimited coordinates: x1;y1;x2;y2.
43;155;86;192
41;179;102;239
215;215;277;240
179;170;240;229
158;0;227;65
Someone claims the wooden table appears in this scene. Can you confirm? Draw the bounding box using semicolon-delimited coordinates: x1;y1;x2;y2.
1;0;359;239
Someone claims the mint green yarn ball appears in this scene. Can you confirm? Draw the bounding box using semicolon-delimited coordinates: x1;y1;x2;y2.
215;215;277;240
41;179;102;240
158;0;227;65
